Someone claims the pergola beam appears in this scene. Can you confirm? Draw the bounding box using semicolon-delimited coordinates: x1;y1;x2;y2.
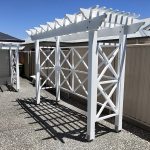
29;22;144;44
0;42;23;50
60;22;144;43
30;14;107;41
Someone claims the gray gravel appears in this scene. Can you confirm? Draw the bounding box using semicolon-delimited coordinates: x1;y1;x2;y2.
0;78;149;150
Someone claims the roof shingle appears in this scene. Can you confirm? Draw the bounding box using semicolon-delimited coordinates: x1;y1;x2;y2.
0;32;24;42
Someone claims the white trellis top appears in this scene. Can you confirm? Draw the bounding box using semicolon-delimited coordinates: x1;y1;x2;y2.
26;6;149;42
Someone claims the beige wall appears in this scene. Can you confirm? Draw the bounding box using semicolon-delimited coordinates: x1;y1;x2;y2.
124;45;150;127
24;51;35;78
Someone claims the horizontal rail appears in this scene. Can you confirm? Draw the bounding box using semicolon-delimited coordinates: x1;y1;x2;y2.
61;67;88;74
60;86;87;99
41;87;54;90
41;67;54;70
96;113;117;122
97;102;114;111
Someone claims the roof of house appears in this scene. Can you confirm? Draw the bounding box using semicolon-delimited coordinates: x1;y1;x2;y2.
0;32;24;42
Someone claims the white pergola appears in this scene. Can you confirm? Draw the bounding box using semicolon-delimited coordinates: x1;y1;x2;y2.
26;6;144;141
0;42;20;91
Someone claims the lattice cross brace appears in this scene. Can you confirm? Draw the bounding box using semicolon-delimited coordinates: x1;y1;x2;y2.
60;49;72;67
74;76;88;94
40;69;55;88
97;84;117;113
97;83;114;97
60;50;72;69
60;70;72;90
97;47;119;82
96;83;117;118
40;48;55;67
72;48;88;70
74;73;88;95
98;47;118;69
98;46;118;79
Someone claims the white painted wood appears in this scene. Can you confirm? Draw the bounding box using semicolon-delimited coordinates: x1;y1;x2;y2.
87;30;98;141
55;37;60;102
96;113;117;121
115;26;127;131
27;6;140;36
30;14;106;40
80;8;91;19
9;48;13;85
55;19;64;27
35;40;41;104
8;45;20;91
65;14;76;23
47;22;55;29
16;45;20;91
60;22;144;43
0;42;21;50
40;25;47;31
71;48;75;92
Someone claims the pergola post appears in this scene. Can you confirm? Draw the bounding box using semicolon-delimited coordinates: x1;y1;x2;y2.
35;40;41;104
16;45;20;91
9;47;13;85
115;26;127;131
87;30;98;141
55;36;60;102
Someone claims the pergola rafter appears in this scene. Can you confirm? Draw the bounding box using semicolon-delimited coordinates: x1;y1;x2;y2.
26;6;144;141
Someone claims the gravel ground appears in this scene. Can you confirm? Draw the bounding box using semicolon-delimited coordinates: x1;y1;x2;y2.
0;78;149;150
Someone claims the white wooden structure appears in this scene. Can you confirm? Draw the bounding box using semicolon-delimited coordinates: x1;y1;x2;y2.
26;6;144;140
0;42;20;91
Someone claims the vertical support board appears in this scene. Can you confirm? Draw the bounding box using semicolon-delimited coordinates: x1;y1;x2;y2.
87;30;98;141
72;48;74;92
9;47;13;85
115;25;127;131
55;36;60;102
16;45;20;91
35;40;41;104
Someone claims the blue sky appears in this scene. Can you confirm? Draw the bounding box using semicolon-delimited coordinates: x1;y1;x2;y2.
0;0;149;39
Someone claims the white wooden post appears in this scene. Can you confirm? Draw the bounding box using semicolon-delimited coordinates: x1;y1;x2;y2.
115;26;127;131
35;40;41;104
16;45;20;91
55;36;60;102
9;47;13;85
72;48;74;92
87;30;98;141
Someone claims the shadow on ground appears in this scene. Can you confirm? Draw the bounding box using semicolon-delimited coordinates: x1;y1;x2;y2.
47;89;150;142
122;121;150;142
16;97;114;143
